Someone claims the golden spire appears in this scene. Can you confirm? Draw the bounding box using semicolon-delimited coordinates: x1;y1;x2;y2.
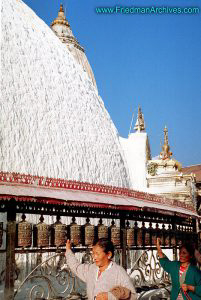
50;3;70;27
134;105;145;132
60;4;64;12
160;126;172;160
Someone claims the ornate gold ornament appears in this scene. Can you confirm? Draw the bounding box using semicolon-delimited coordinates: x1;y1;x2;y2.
147;162;158;176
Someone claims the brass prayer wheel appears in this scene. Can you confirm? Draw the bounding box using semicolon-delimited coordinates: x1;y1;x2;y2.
70;219;81;246
36;215;49;247
177;238;183;246
151;233;157;246
145;231;150;246
18;214;32;247
152;224;160;246
54;217;66;247
137;229;143;246
110;222;120;246
0;222;3;248
160;235;165;246
176;227;184;246
126;228;135;247
165;235;170;246
98;221;108;239
85;220;95;246
171;236;176;246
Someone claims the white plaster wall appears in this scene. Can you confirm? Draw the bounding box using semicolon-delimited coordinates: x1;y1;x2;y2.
120;133;148;191
1;0;130;188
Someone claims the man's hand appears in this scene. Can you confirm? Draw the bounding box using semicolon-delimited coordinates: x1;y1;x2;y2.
96;292;108;300
66;239;71;251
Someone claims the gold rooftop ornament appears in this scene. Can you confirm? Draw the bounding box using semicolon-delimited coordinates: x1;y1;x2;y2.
160;126;172;160
134;106;145;132
51;4;70;27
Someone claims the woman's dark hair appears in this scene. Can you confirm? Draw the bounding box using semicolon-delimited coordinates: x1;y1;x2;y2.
93;238;115;258
180;243;196;265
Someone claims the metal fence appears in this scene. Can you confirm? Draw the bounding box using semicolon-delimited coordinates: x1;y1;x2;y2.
0;197;198;300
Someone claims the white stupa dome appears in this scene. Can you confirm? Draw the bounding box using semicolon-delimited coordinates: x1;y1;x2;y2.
0;0;131;188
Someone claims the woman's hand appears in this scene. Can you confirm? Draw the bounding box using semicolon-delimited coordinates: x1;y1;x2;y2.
182;284;195;293
66;239;71;251
156;237;161;246
96;292;108;300
156;238;164;258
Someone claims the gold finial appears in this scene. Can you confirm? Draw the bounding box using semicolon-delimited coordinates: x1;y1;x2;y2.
160;126;172;160
51;3;69;28
60;4;64;12
134;105;145;132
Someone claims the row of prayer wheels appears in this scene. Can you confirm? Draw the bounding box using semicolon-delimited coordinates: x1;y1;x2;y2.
14;215;194;249
17;216;121;248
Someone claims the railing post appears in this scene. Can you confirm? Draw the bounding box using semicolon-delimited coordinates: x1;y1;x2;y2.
194;217;199;247
4;198;16;300
172;217;177;261
120;213;127;270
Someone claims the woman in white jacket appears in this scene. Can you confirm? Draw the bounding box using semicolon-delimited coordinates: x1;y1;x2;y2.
65;238;137;300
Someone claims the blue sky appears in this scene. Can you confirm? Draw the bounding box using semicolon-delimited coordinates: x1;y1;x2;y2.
23;0;201;167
